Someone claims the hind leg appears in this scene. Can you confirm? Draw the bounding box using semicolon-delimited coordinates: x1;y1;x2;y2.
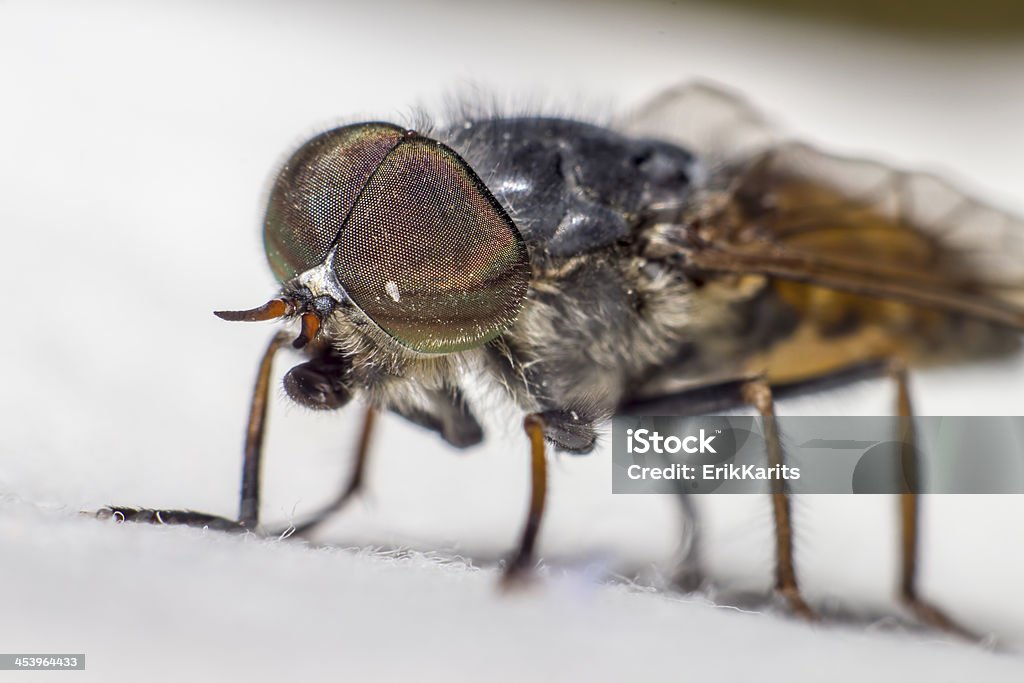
890;360;977;639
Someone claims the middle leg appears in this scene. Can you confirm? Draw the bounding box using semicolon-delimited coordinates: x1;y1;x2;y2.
269;405;376;538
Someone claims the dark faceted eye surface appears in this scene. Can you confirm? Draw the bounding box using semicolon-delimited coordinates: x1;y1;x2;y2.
333;136;529;353
263;123;530;354
264;122;405;281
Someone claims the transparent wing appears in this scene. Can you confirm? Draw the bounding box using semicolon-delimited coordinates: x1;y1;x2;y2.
692;143;1024;326
628;83;1024;327
620;81;780;167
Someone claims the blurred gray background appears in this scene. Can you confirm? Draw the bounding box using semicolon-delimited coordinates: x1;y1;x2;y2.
2;1;1024;680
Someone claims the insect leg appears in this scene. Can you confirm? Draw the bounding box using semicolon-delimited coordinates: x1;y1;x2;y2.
266;405;376;538
93;507;246;531
889;360;976;639
668;488;705;593
97;331;290;533
388;386;483;448
501;413;549;587
237;331;291;527
740;379;815;620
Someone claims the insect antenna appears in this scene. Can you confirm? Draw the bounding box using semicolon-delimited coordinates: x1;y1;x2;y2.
214;299;293;322
214;296;331;349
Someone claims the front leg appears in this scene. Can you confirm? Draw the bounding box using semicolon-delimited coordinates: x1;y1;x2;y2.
95;507;247;532
96;331;289;534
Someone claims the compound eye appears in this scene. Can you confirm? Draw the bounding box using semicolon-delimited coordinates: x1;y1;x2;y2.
333;136;530;353
264;123;405;282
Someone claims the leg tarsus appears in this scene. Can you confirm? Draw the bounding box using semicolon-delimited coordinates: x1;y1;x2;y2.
95;506;248;533
499;553;539;592
778;585;817;621
901;591;979;641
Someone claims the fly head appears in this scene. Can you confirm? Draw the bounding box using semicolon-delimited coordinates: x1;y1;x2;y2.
215;122;532;360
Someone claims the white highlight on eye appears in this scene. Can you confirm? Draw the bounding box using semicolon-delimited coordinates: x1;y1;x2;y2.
385;281;401;302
